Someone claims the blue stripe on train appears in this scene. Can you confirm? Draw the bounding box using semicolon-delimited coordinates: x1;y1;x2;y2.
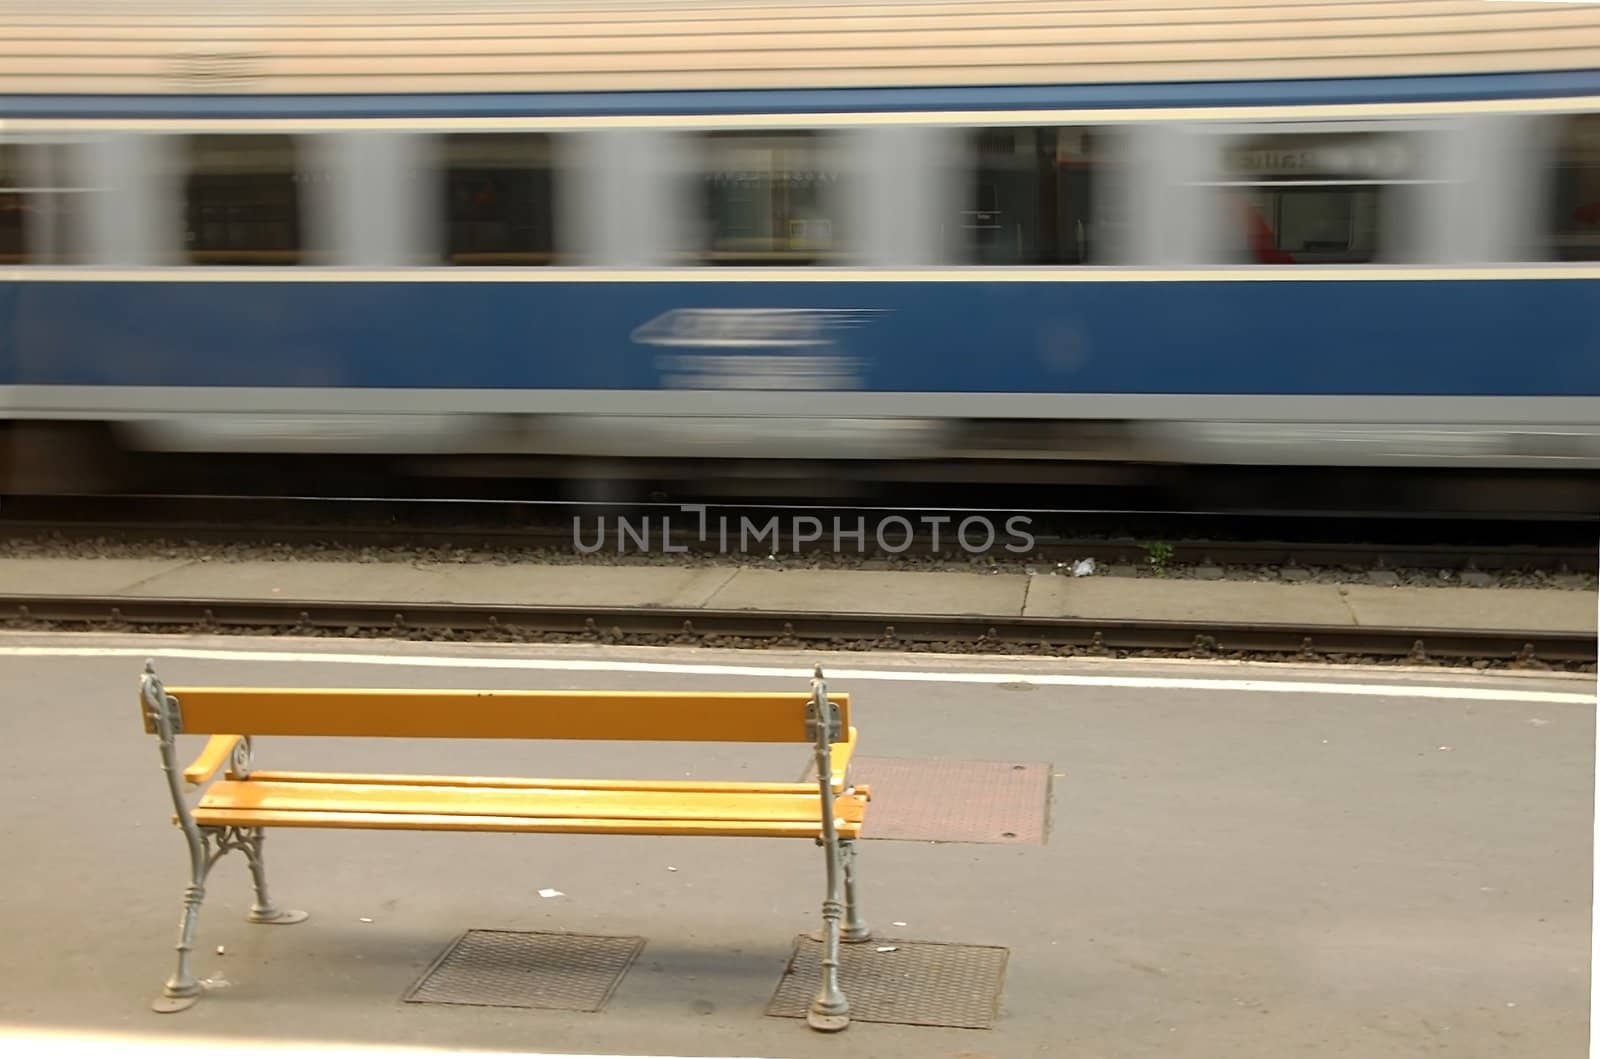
4;70;1600;120
2;278;1596;396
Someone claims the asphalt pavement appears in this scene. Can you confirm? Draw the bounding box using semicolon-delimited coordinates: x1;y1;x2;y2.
0;632;1591;1058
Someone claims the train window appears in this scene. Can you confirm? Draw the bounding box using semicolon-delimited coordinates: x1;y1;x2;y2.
1549;115;1600;261
696;131;842;265
1208;132;1410;265
440;133;556;266
0;141;90;264
959;127;1110;265
183;135;305;265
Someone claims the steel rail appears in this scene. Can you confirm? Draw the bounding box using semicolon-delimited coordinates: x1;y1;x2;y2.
0;594;1589;666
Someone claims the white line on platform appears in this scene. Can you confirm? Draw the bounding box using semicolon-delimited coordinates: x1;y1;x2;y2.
0;1027;781;1059
0;643;1592;704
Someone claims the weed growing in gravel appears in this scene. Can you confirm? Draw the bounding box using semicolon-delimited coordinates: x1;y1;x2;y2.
1142;540;1175;575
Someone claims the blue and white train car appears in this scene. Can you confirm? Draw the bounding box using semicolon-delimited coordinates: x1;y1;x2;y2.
1;0;1598;492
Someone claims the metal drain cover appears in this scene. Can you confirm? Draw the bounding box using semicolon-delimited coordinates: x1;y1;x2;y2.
846;757;1052;844
404;929;643;1012
766;936;1009;1029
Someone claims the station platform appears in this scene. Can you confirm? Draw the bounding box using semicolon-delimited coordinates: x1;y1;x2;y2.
0;556;1592;635
0;633;1590;1058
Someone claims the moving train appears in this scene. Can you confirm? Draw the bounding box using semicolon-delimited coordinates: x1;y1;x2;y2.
2;0;1599;499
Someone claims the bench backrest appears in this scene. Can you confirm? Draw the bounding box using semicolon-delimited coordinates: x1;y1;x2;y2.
143;686;851;743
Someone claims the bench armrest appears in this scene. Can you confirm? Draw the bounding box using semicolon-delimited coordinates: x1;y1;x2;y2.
183;734;242;787
830;727;858;793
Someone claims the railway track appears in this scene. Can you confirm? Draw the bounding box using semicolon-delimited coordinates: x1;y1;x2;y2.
0;594;1589;668
2;493;1588;667
2;493;1595;575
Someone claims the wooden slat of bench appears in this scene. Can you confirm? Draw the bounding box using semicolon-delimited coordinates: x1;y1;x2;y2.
198;780;867;825
243;769;870;799
191;807;863;839
155;687;850;742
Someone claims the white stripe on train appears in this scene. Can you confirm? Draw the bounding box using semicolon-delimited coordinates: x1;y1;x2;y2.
5;265;1600;283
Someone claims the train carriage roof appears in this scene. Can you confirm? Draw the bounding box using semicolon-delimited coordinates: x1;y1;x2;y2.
0;0;1596;96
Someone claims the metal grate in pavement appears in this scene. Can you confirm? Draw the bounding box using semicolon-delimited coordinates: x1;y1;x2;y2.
766;935;1009;1029
403;929;643;1012
840;756;1052;844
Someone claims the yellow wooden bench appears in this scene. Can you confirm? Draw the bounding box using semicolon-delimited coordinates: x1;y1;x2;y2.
138;661;871;1031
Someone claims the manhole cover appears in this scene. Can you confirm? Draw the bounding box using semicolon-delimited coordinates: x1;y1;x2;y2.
839;757;1052;844
766;936;1008;1029
404;929;643;1012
